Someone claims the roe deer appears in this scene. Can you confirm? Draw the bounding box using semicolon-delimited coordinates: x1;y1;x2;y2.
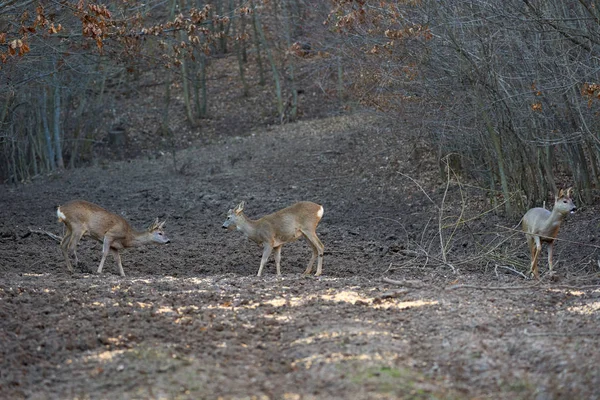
222;201;324;277
56;200;170;277
522;187;576;279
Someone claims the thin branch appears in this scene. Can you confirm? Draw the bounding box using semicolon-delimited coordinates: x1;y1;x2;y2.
28;228;62;242
495;264;529;279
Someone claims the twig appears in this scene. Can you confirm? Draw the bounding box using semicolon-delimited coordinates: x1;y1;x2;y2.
397;172;438;209
495;264;529;279
383;263;393;274
28;228;62;242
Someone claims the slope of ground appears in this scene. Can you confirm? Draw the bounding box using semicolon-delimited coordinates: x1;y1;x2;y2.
1;114;600;399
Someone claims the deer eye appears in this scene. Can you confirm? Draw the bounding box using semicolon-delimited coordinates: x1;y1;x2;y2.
563;200;568;203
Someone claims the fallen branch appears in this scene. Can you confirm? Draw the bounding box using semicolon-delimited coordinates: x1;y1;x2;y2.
28;228;62;242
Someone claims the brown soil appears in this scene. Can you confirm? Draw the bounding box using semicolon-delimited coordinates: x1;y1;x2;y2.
2;113;600;399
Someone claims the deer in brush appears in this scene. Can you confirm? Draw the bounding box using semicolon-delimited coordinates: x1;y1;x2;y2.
522;187;576;279
56;200;170;277
222;201;325;277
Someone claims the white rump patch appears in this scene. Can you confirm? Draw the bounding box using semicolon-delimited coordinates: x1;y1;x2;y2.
317;206;324;218
56;207;66;222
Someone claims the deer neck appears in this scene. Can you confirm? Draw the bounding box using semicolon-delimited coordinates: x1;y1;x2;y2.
124;229;151;248
236;214;262;243
539;206;566;235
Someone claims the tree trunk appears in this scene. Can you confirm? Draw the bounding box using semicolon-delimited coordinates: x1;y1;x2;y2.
52;78;64;169
41;88;56;171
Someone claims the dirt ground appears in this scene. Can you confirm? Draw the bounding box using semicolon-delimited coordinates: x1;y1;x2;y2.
2;114;600;399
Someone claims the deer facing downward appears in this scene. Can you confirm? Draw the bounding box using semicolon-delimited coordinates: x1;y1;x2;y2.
522;187;576;279
57;200;170;277
222;201;325;277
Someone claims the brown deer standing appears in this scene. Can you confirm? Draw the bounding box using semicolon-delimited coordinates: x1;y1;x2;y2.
56;200;170;276
522;187;576;279
222;201;325;277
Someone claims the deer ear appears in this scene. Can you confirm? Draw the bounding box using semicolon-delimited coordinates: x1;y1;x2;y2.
235;201;245;213
566;187;573;197
148;217;159;231
158;220;166;229
557;189;564;198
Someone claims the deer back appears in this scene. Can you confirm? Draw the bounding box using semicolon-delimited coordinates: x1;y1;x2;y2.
261;202;323;239
58;200;132;241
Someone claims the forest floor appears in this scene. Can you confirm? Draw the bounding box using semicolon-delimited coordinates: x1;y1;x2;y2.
2;109;600;399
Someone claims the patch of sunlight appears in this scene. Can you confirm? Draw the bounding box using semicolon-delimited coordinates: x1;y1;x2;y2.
292;330;392;346
375;299;438;310
22;273;46;277
548;288;585;296
136;302;152;309
263;298;288;307
283;394;317;400
183;277;216;285
214;394;311;400
262;314;292;322
568;301;600;314
321;290;365;304
319;291;438;310
84;349;125;363
156;306;175;314
174;316;193;324
104;335;127;345
292;351;398;370
549;288;600;297
155;305;199;315
130;278;152;284
206;291;437;311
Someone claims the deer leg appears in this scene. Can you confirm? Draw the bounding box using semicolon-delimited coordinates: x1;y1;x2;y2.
273;246;282;276
112;249;125;277
60;228;74;273
302;230;324;276
548;241;555;272
257;244;273;277
526;235;535;260
97;236;112;274
315;236;324;277
301;235;317;275
70;229;86;271
530;236;542;279
65;228;85;271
